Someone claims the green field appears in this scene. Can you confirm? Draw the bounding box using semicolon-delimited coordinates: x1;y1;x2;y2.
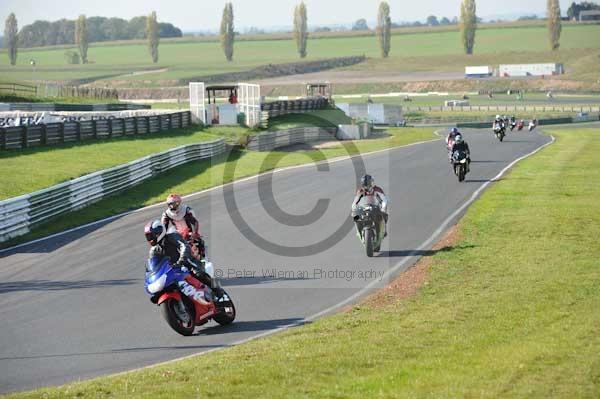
0;126;235;200
5;128;598;398
0;24;599;85
340;93;600;107
0;127;436;249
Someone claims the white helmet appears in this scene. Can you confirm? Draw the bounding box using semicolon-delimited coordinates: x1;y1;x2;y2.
496;115;500;119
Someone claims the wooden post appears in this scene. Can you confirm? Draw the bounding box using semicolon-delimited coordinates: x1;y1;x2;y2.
134;117;139;134
108;118;113;138
146;116;150;134
76;121;82;141
92;120;98;139
60;122;65;143
21;126;28;149
179;112;183;128
0;128;6;150
41;123;47;145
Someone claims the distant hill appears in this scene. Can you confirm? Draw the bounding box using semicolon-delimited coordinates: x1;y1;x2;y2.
18;16;182;48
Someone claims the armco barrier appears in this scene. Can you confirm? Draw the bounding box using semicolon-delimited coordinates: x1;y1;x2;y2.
1;111;191;150
0;138;226;243
246;127;338;151
2;103;150;112
403;105;600;113
457;115;597;129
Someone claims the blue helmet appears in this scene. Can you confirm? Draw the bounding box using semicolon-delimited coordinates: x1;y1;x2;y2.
451;127;459;134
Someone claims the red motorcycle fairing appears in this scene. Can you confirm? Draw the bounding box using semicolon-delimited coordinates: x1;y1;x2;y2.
182;275;216;324
157;290;182;306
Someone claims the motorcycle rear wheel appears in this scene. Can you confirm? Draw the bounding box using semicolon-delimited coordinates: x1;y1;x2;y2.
213;290;236;325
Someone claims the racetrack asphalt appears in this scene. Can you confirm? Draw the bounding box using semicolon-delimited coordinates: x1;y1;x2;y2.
0;128;552;394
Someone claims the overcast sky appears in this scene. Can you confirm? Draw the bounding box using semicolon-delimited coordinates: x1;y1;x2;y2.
0;0;572;32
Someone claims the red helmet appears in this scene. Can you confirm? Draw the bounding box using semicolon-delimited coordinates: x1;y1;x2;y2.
144;220;165;246
166;193;182;212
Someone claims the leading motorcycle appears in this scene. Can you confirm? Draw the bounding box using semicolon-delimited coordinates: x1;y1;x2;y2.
145;256;235;336
493;122;505;142
354;199;386;257
452;149;469;182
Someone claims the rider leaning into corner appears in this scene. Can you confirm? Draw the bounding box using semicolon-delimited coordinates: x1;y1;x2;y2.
351;174;389;237
144;220;224;297
161;193;206;261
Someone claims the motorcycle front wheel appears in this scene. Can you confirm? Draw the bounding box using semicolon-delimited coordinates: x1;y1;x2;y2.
458;164;466;182
161;297;196;336
364;228;374;257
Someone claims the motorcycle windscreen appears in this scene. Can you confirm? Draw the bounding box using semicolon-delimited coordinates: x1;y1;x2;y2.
146;255;171;274
356;195;379;209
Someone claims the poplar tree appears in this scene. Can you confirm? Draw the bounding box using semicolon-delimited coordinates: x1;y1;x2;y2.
146;11;159;63
547;0;562;50
75;15;88;64
221;3;234;61
377;2;391;58
294;2;308;58
460;0;477;54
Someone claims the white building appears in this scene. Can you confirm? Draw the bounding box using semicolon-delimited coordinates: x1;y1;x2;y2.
465;66;492;78
498;63;564;77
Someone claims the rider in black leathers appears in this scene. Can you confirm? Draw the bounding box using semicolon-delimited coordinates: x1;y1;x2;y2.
144;220;221;295
450;135;471;172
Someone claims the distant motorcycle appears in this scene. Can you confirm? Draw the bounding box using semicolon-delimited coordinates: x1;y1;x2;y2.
493;123;505;142
510;121;517;131
354;199;386;257
517;120;524;131
145;256;235;336
528;120;537;132
452;149;469;182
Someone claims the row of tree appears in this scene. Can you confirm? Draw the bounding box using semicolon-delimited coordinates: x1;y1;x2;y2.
17;16;180;48
4;12;162;65
3;0;572;67
460;0;562;54
218;2;393;61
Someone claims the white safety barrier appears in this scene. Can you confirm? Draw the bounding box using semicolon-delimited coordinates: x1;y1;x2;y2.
0;138;226;242
246;127;338;151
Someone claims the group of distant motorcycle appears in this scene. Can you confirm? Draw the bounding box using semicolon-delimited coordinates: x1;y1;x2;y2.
444;115;539;184
492;115;538;142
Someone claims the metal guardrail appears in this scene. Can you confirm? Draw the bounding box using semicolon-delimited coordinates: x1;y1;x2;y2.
403;105;600;113
0;83;37;96
246;127;338;151
0;111;191;150
0;103;150;112
261;98;330;115
0;138;227;243
456;115;598;129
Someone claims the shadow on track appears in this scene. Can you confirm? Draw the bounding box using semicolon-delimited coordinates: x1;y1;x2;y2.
377;244;475;258
0;278;138;294
197;317;305;336
0;344;225;361
220;276;315;287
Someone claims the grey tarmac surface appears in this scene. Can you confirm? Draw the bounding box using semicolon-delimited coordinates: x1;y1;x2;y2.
0;128;551;394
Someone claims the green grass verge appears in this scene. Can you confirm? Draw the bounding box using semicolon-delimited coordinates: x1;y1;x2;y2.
4;128;599;398
0;128;436;249
0;125;249;200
